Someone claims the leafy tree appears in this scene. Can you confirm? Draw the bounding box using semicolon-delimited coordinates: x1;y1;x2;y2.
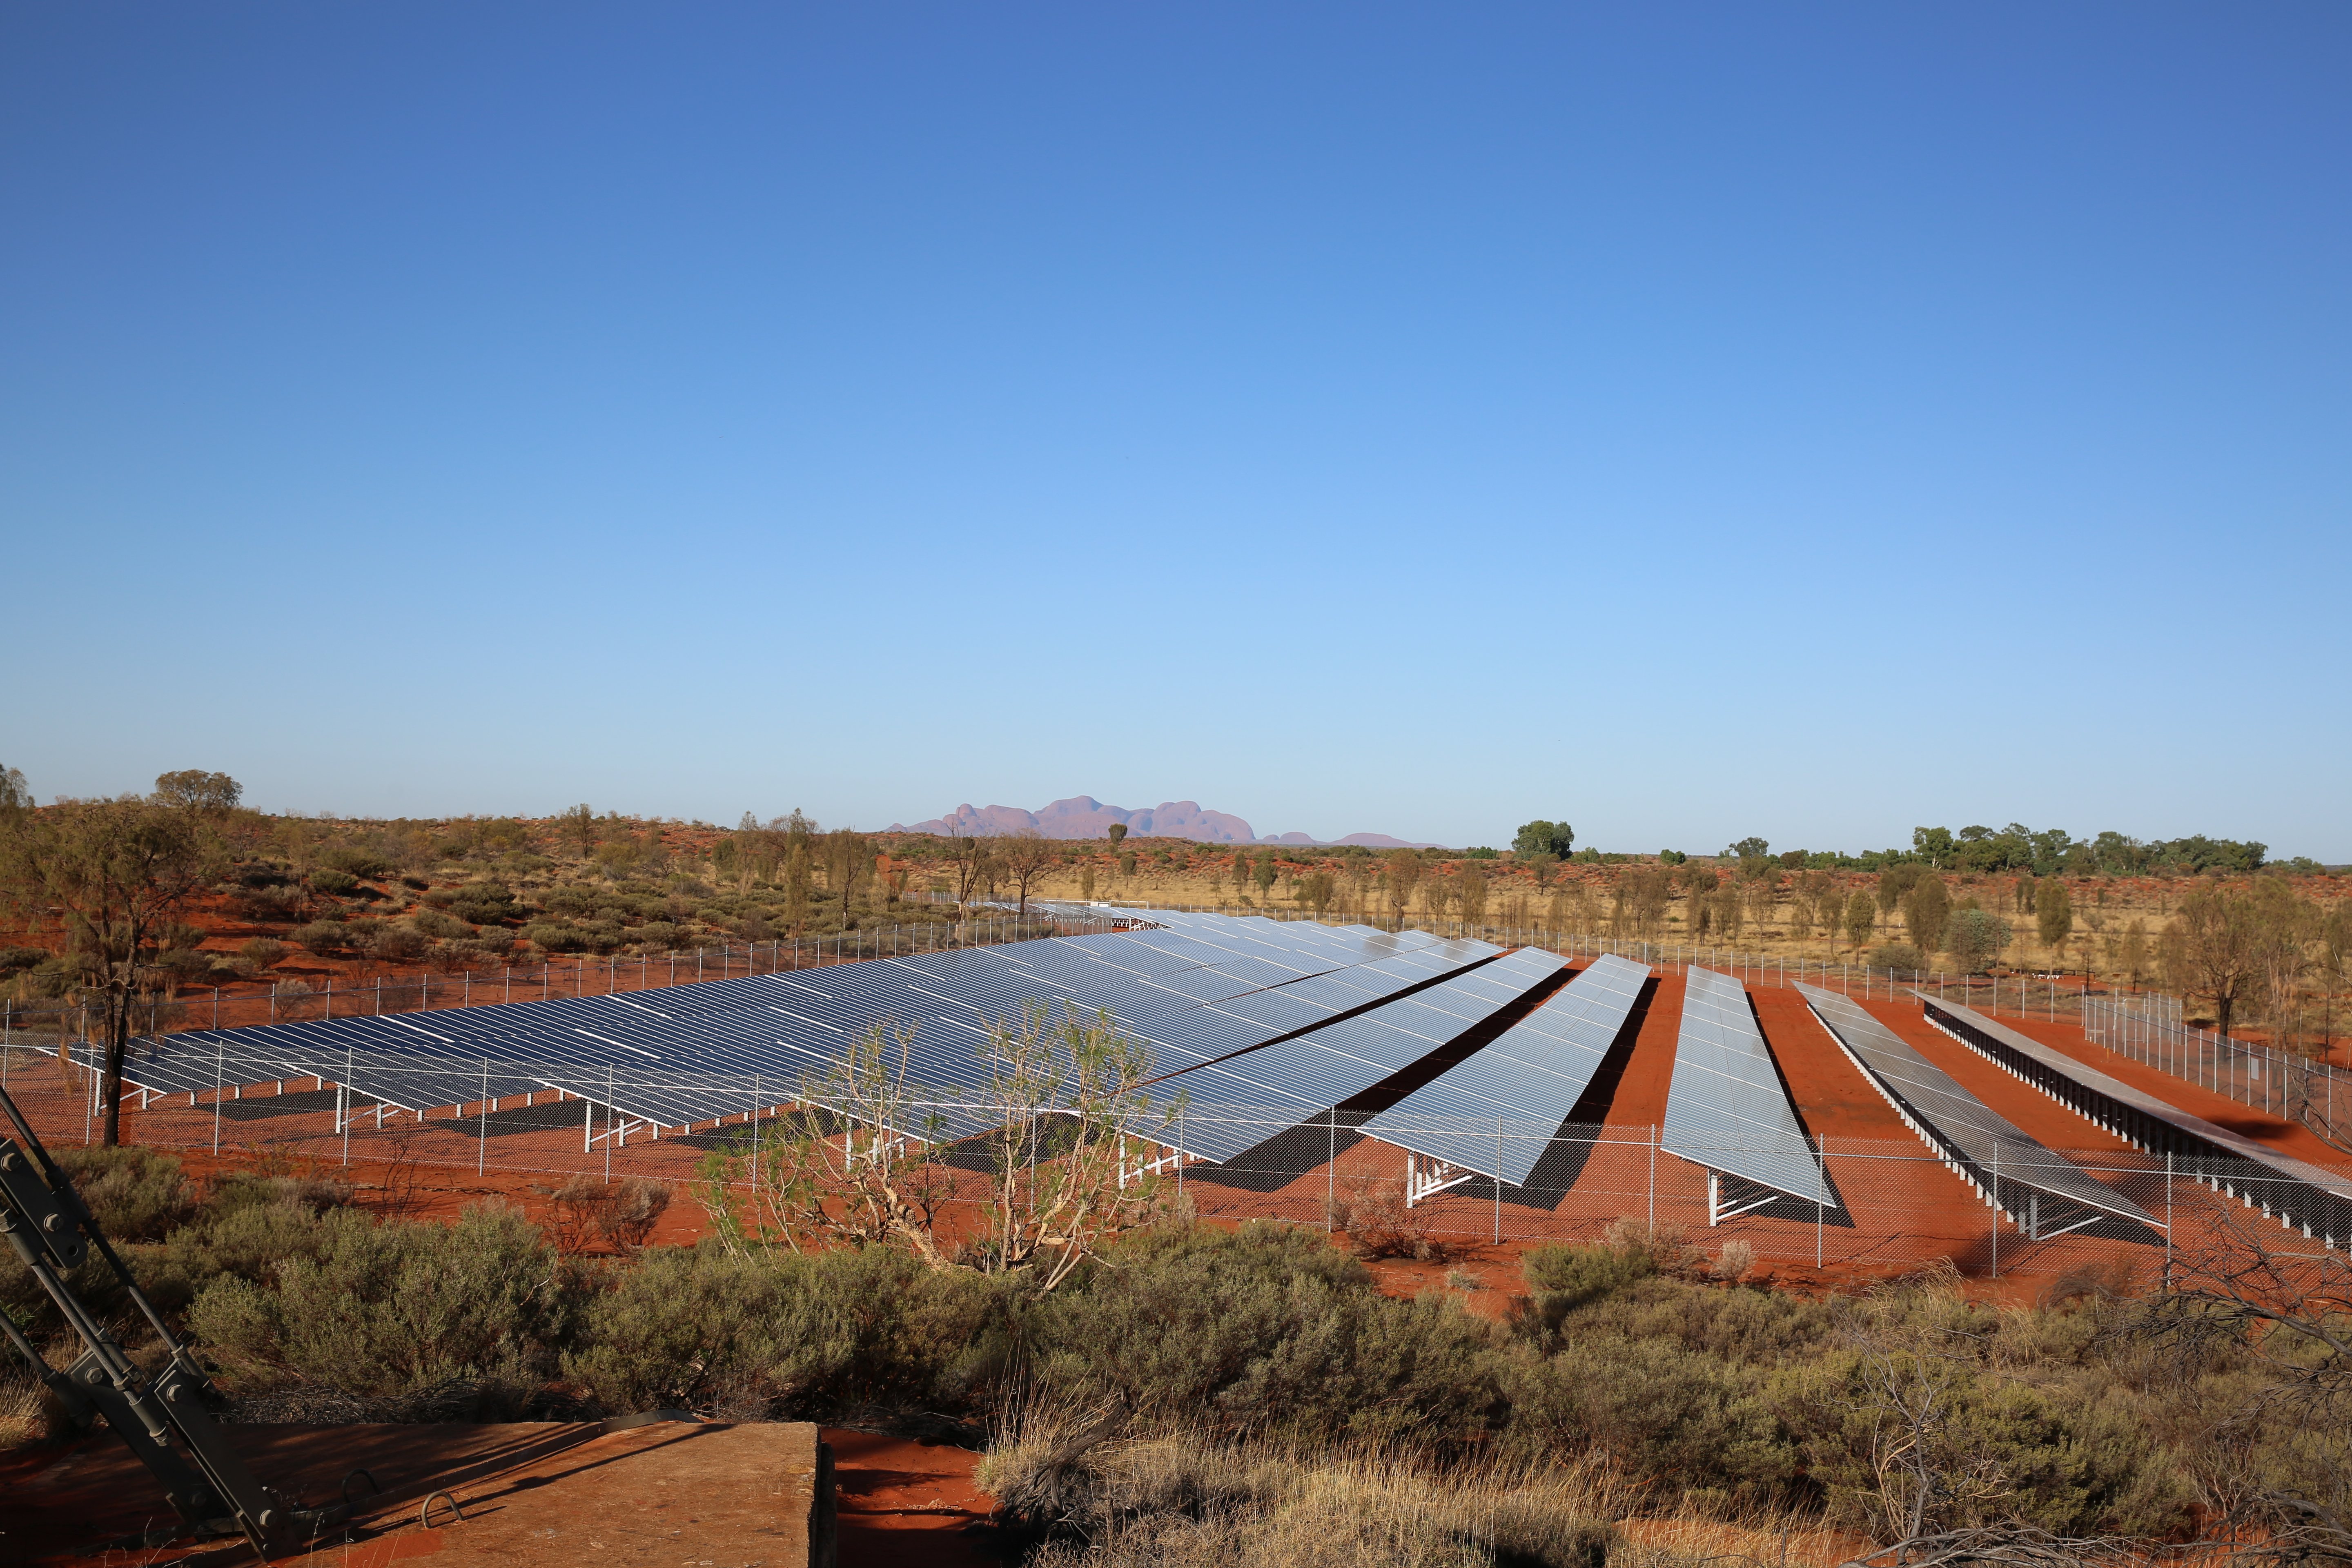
2035;880;2074;954
1844;891;1877;951
0;785;225;1144
1106;823;1128;847
1294;870;1336;918
559;803;597;854
151;769;243;815
1252;852;1278;898
0;764;27;811
2160;884;2266;1038
999;830;1058;918
1512;820;1575;860
1229;852;1251;894
1658;849;1686;865
1521;850;1557;888
1456;863;1488;926
1911;826;1954;867
1944;909;2011;973
1901;875;1952;954
1382;848;1422;924
1724;836;1770;860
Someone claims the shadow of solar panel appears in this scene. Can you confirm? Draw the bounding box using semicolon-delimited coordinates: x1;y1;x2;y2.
1796;982;2151;1228
1662;968;1833;1208
125;915;1508;1144
1164;948;1564;1163
1360;953;1649;1185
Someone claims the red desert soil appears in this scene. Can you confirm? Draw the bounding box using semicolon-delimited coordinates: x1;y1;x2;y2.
5;1418;864;1567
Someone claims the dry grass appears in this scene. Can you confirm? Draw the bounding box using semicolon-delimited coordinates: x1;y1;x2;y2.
0;1373;45;1450
980;1404;1846;1568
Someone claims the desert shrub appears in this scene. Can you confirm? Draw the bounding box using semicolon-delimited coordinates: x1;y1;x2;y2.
1866;942;1927;973
1027;1223;1501;1443
229;884;305;922
448;885;520;925
411;908;469;940
1326;1176;1468;1262
0;946;47;975
543;888;596;918
310;869;360;896
549;1176;672;1253
238;937;287;969
367;925;428;962
318;846;392;880
400;875;429;891
290;921;348;956
166;1192;346;1290
444;935;513;964
156;946;214;981
235;864;293;889
52;1145;196;1241
1504;1331;1799;1504
632;921;683;951
563;1244;1010;1419
529;921;592;959
188;1202;571;1396
525;920;590;953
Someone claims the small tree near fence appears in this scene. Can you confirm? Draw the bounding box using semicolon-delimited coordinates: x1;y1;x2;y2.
697;1006;1176;1295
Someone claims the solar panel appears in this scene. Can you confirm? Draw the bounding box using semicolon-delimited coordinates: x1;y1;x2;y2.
1141;945;1566;1162
1360;952;1650;1186
108;913;1507;1152
1916;995;2351;1247
1661;968;1833;1215
1796;982;2152;1236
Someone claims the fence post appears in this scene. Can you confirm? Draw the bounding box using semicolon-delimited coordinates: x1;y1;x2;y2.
1648;1124;1657;1227
1494;1114;1503;1244
478;1060;490;1176
2163;1151;2173;1289
342;1042;354;1166
212;1032;224;1156
1989;1141;1999;1279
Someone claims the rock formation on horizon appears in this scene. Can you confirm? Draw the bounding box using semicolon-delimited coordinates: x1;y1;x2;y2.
884;795;1430;848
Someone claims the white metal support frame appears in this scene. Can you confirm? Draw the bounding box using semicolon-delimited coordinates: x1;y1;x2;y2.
1706;1169;1781;1227
1405;1150;1475;1207
1119;1140;1199;1189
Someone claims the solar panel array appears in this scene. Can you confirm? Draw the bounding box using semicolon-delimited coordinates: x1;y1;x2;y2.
1160;946;1567;1161
112;913;1510;1155
1360;953;1650;1186
1661;968;1833;1207
1796;982;2152;1229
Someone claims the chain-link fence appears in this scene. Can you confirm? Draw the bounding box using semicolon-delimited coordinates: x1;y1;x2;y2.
6;1042;2341;1283
2084;991;2346;1129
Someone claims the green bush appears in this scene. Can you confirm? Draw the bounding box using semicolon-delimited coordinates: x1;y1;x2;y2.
188;1202;570;1396
52;1146;196;1241
238;937;287;969
310;869;360;896
564;1245;1009;1419
1027;1223;1500;1443
287;921;345;956
318;847;393;880
1866;942;1927;973
411;909;469;940
524;921;590;954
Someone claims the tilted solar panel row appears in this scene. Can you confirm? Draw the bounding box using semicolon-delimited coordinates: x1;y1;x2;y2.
1796;982;2152;1233
1361;953;1651;1186
1141;946;1564;1162
1662;968;1833;1208
107;914;1502;1143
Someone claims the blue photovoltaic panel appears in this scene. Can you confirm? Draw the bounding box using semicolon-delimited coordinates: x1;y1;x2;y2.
1142;945;1563;1162
1797;982;2150;1226
104;912;1505;1146
1360;953;1650;1185
1661;968;1833;1207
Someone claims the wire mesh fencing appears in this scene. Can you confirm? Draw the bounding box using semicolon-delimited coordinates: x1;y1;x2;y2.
2083;991;2346;1128
8;1048;2340;1284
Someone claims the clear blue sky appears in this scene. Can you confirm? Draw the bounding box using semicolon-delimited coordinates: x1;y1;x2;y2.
4;5;2346;857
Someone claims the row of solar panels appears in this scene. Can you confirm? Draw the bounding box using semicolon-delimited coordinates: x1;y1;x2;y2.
101;908;2188;1234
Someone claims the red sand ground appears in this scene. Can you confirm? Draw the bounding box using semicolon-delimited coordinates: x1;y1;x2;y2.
5;1418;860;1567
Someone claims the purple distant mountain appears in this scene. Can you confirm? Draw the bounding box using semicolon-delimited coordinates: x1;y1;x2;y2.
884;796;1432;848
